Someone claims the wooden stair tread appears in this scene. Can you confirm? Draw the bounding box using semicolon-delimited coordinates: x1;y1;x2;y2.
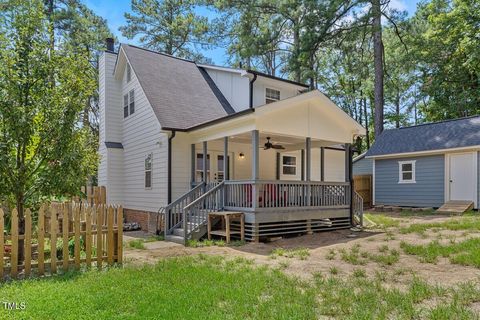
209;230;241;237
436;201;474;213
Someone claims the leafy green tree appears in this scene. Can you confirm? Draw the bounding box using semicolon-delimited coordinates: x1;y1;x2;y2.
412;0;480;120
0;0;97;229
120;0;215;61
50;0;114;140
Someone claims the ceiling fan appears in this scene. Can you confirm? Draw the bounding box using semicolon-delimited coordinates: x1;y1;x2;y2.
263;137;285;150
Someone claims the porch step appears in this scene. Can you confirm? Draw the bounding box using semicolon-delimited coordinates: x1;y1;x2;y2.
436;201;474;214
165;235;185;244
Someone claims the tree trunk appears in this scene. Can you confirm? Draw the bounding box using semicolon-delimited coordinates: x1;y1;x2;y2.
372;0;384;138
16;194;25;263
364;97;370;148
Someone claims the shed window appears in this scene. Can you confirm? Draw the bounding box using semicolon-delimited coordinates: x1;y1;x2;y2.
398;160;416;183
145;153;153;189
266;88;280;104
126;63;131;83
282;155;296;175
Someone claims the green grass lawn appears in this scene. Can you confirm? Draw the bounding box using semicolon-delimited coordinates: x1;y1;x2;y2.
364;213;400;228
1;254;479;319
315;274;480;319
400;217;480;234
0;255;317;320
401;238;480;267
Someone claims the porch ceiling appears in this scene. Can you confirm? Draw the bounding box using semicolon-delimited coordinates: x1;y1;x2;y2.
227;132;343;150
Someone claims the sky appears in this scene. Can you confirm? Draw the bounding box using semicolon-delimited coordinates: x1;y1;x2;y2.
85;0;422;66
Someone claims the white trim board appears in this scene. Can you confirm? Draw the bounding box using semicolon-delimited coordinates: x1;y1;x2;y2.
444;152;478;209
366;145;480;160
372;159;376;206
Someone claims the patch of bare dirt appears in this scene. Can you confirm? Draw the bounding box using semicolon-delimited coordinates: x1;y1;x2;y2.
124;214;480;289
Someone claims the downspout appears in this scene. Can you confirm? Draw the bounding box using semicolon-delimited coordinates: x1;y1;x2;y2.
249;73;257;109
167;130;176;204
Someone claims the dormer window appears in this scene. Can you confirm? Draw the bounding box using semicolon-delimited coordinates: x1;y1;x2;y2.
266;88;280;104
126;63;131;83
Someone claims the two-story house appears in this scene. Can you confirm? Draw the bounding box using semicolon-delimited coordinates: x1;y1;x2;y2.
99;39;365;243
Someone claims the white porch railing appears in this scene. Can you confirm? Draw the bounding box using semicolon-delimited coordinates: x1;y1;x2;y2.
223;180;351;211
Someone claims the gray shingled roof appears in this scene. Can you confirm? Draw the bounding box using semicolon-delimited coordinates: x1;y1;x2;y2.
122;45;233;130
366;116;480;157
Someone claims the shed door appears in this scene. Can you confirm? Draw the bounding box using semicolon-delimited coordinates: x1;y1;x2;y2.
449;153;476;202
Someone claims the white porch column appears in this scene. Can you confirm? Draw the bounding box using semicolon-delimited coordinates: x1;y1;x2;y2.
301;150;305;181
203;141;208;184
251;130;259;210
306;137;311;181
223;136;229;180
190;144;196;186
345;143;351;182
251;130;259;180
320;147;325;182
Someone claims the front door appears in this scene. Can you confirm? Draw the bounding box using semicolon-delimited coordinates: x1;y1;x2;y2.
196;152;230;183
449;153;476;202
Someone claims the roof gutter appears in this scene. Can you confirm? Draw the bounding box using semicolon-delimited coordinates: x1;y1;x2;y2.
249;73;257;109
167;130;176;204
162;108;255;133
246;69;310;88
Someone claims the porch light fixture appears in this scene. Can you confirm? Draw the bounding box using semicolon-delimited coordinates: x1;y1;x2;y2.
239;152;245;159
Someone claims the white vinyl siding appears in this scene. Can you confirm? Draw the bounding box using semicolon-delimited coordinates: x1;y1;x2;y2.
121;56;167;212
202;67;303;111
202;68;250;112
253;78;300;107
126;63;131;83
99;52;123;204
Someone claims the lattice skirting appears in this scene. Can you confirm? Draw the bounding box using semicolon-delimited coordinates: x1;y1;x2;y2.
230;217;351;241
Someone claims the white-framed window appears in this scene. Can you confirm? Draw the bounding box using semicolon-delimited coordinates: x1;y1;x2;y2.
129;89;135;115
123;94;129;118
126;63;131;83
265;88;280;104
145;153;153;189
398;160;416;183
123;90;135;118
282;155;296;175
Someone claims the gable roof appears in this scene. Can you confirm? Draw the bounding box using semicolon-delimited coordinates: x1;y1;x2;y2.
366;116;480;157
121;44;233;130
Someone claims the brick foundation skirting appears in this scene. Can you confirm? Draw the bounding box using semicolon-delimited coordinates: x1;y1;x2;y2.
124;208;164;234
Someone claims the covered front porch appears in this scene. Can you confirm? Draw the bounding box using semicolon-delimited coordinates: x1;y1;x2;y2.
165;90;365;242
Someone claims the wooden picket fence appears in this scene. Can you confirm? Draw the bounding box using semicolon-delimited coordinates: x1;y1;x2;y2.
0;202;123;279
78;185;106;206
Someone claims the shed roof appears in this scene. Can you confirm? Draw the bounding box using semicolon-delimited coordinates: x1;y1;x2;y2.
365;116;480;157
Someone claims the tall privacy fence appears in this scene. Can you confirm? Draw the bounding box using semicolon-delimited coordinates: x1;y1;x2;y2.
0;202;123;280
